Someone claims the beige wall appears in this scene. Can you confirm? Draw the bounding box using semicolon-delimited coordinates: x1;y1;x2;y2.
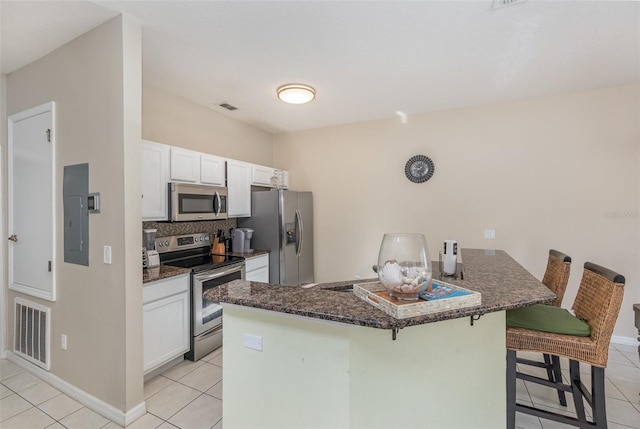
143;85;273;165
274;84;640;340
4;15;143;413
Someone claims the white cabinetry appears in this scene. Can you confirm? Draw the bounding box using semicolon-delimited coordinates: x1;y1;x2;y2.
251;164;289;189
227;160;251;217
141;140;170;220
200;154;225;186
170;147;200;182
143;274;190;374
252;165;275;186
245;253;269;282
170;148;226;186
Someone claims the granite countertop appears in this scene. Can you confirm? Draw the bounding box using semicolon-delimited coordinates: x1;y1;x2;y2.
222;249;270;259
143;265;191;283
142;250;269;284
205;248;555;330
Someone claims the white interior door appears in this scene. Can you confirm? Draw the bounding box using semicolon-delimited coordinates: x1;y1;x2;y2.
8;102;56;301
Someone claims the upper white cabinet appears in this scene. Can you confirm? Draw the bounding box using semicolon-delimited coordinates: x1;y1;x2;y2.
200;154;226;186
227;160;251;217
252;164;290;189
171;148;226;186
252;164;275;186
141;140;170;220
170;147;200;182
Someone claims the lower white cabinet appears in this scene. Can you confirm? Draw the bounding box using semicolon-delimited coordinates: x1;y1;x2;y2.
143;274;190;373
245;253;269;282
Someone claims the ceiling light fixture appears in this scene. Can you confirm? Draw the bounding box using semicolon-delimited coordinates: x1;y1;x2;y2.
277;83;316;104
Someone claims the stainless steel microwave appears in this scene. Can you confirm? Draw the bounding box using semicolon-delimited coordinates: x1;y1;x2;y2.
168;182;228;221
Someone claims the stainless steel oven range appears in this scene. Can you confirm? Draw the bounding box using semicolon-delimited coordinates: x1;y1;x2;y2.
156;233;245;361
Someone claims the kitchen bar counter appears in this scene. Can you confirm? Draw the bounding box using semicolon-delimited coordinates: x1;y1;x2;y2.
221;249;548;428
207;248;554;330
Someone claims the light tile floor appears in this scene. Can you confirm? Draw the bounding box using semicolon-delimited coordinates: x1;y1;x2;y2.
1;347;223;429
1;344;638;428
515;343;640;429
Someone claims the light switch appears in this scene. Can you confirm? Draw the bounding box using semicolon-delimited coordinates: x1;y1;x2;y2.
484;229;496;239
103;246;112;264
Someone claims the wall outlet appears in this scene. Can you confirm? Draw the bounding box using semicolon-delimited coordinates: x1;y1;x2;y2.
243;333;263;351
484;229;496;239
61;334;67;350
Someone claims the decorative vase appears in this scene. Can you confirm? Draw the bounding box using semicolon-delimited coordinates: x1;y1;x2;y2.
377;233;433;301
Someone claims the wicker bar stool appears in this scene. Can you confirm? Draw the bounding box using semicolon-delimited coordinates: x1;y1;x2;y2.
506;262;625;429
543;249;572;308
516;249;572;406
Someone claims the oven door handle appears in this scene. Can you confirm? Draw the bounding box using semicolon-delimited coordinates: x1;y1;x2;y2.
194;264;244;281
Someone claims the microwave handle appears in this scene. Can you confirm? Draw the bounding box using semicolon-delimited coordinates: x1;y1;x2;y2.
215;191;221;217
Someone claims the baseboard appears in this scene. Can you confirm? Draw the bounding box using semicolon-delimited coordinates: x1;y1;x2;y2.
611;335;639;347
5;351;146;427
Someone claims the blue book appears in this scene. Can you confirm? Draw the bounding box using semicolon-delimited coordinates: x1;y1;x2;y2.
419;281;471;301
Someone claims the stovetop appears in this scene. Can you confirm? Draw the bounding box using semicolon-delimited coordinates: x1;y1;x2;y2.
156;232;244;273
165;253;245;274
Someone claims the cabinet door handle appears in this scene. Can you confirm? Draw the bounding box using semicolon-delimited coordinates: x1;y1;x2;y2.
8;234;18;242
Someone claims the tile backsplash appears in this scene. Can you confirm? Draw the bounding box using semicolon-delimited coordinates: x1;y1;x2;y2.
142;219;238;238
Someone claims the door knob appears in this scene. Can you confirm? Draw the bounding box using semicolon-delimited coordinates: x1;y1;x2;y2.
8;234;18;242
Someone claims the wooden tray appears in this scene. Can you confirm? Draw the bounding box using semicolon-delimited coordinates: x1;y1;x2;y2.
353;280;481;319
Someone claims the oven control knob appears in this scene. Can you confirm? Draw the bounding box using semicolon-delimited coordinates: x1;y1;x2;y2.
164;241;169;246
157;242;163;247
205;236;209;241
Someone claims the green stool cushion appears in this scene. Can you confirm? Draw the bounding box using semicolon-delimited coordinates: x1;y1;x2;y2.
506;304;591;336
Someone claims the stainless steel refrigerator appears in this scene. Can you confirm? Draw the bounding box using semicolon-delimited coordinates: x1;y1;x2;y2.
239;190;313;285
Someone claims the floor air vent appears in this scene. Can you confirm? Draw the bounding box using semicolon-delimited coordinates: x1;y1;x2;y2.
14;298;51;370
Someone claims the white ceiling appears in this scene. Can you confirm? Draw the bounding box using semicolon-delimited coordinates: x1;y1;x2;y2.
2;1;639;133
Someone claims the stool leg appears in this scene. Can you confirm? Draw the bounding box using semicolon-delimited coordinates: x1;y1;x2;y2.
544;353;554;383
569;359;587;421
591;366;607;428
551;355;567;406
507;349;517;429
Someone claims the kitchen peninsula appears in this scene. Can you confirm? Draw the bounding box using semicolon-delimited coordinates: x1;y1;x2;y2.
208;249;555;428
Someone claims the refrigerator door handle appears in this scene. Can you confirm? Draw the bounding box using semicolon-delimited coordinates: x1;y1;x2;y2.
295;208;303;257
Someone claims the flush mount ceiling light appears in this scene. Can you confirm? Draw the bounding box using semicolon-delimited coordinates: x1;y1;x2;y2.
277;84;316;104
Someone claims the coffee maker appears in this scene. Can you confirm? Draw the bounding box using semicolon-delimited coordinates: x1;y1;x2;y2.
143;228;160;268
231;228;254;253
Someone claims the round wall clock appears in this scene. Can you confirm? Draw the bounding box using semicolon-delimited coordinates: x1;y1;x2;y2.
405;155;435;183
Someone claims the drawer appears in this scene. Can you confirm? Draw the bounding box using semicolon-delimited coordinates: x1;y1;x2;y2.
143;274;189;304
245;253;269;272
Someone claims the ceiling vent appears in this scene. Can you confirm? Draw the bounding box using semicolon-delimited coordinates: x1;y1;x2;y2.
219;103;238;111
492;0;527;9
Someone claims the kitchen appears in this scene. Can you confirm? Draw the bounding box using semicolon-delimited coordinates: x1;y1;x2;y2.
1;1;639;428
141;152;313;375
